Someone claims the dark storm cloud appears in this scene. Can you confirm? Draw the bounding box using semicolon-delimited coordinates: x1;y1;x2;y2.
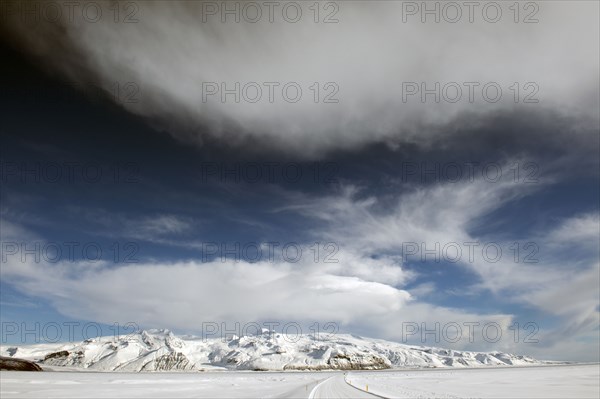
1;1;598;158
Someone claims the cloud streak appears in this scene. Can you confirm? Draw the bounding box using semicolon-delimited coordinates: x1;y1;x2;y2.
1;165;597;359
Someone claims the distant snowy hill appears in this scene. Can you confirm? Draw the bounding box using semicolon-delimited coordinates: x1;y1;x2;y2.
0;329;545;372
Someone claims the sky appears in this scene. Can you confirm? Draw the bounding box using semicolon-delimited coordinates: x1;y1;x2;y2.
0;0;599;362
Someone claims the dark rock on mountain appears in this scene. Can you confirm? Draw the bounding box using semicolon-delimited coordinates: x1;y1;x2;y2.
0;356;43;371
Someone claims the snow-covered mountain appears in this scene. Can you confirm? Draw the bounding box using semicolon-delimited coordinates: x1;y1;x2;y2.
1;329;545;372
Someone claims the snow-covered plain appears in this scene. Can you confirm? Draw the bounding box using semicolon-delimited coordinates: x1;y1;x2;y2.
1;365;598;398
0;370;327;398
346;364;600;399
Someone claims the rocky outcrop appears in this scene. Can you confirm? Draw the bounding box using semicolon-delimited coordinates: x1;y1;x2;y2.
141;352;196;371
0;356;43;371
327;352;391;370
43;350;70;361
41;350;85;367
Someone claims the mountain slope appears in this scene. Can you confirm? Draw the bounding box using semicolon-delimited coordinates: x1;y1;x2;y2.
0;329;545;372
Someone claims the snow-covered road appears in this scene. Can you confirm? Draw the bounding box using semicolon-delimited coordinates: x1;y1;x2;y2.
308;375;378;398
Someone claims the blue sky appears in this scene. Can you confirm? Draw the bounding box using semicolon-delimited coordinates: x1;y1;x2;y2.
0;1;599;362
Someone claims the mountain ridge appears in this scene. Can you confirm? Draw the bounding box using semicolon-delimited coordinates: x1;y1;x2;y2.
1;328;548;372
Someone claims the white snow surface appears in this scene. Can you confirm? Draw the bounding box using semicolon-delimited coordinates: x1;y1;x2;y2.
0;365;597;398
0;329;546;372
346;364;600;398
0;370;327;398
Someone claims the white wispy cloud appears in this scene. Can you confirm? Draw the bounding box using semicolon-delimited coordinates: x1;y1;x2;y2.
2;164;597;360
